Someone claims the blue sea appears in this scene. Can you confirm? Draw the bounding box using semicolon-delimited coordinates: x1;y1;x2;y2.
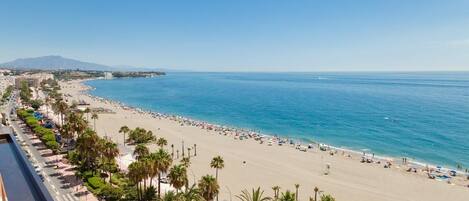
86;72;469;168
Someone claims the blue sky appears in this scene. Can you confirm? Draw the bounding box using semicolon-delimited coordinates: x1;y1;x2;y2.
1;0;469;71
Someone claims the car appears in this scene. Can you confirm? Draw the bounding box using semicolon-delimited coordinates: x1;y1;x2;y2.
37;173;45;182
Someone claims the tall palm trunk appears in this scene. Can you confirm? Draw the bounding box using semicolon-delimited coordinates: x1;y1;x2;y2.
216;168;219;201
158;172;162;198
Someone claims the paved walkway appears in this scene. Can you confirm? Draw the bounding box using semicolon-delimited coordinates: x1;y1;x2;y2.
6;99;97;201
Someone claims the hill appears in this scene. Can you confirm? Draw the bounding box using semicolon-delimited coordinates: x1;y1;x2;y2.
0;55;113;71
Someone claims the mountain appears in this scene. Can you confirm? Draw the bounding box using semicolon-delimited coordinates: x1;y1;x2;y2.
0;55;113;71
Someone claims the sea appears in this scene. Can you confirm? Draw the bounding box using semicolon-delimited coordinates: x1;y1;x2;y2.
86;72;469;168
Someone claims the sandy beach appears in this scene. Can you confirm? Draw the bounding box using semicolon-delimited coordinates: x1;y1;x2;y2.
58;79;469;201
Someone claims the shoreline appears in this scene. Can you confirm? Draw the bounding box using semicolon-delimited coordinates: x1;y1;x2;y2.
82;78;461;173
59;78;469;201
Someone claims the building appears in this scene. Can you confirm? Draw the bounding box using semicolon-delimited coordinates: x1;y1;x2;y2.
103;72;113;79
14;73;54;89
0;127;54;201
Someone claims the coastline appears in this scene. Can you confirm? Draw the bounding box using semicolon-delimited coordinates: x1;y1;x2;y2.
83;78;459;172
60;78;469;201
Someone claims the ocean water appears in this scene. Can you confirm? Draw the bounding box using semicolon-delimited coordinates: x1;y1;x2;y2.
86;72;469;168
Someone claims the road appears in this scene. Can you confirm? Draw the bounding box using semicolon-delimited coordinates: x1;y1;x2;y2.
2;92;90;201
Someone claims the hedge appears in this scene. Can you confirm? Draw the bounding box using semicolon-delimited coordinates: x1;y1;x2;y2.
16;108;59;152
88;176;106;190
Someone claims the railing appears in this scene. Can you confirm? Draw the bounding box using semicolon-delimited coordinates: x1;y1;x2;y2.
0;173;8;201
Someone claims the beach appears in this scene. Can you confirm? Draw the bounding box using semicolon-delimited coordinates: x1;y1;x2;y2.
59;79;469;201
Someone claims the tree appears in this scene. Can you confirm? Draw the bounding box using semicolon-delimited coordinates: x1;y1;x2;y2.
128;161;145;200
91;112;98;131
156;137;168;148
153;149;172;198
210;156;224;201
99;184;124;201
272;186;280;200
30;99;43;110
128;127;155;144
168;164;188;193
134;144;150;161
84;107;91;121
236;187;272;201
320;195;335;201
55;100;68;126
181;157;191;168
294;184;299;201
279;191;295;201
198;175;219;201
59;123;74;146
76;129;102;172
67;112;87;137
119;125;130;146
179;184;204;201
102;139;119;181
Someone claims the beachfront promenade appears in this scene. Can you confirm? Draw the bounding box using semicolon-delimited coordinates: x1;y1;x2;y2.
55;80;469;201
3;93;97;201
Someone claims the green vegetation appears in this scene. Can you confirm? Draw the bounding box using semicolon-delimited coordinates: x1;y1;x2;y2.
1;85;13;103
19;80;32;103
127;127;156;144
112;71;165;78
16;108;59;153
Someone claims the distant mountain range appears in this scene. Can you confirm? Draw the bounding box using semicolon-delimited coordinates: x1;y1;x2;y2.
0;55;173;72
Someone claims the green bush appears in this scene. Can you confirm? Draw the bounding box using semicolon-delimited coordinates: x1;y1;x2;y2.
98;184;124;201
46;141;59;152
25;116;38;126
34;126;54;137
82;170;97;179
88;176;106;190
41;133;55;142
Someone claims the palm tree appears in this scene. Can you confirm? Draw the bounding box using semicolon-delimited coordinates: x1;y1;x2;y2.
294;184;299;201
59;123;74;147
210;156;224;201
279;191;295;201
236;187;272;201
168;164;188;193
56;100;68;126
102;139;119;181
134;144;149;161
153;149;172;198
210;156;224;181
119;125;130;146
156;137;168;148
84;107;90;121
128;161;145;200
198;175;219;201
181;157;191;168
180;184;204;201
45;96;51;117
91;112;98;131
272;186;280;200
67;112;87;137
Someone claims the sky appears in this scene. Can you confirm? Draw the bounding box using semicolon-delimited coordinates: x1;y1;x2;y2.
1;0;469;72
